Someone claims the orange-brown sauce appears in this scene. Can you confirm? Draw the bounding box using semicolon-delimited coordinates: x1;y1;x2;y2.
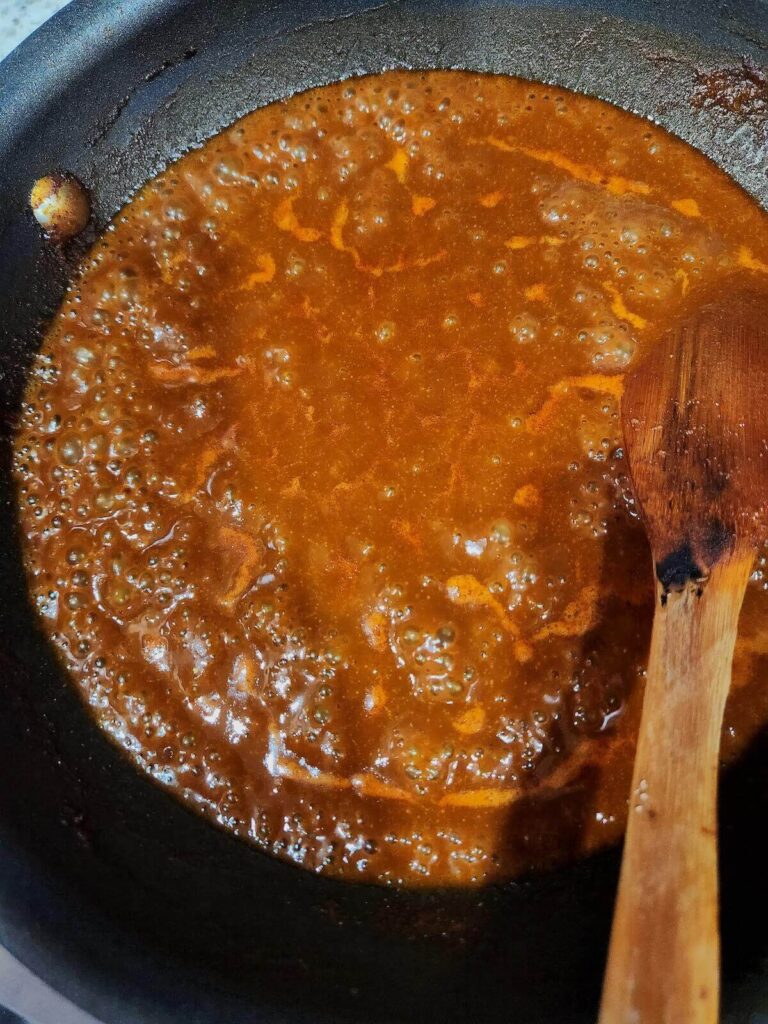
14;72;768;886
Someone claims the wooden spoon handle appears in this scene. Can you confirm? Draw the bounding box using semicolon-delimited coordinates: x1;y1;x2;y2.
599;550;753;1024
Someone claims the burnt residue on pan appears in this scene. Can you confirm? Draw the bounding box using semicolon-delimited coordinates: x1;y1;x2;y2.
691;58;768;118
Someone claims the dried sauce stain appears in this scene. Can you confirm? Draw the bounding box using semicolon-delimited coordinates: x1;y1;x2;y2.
13;71;768;888
691;59;768;119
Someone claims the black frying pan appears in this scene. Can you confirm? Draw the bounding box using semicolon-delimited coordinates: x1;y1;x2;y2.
1;2;767;1022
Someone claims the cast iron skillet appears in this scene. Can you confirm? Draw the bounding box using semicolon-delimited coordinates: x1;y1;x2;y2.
1;2;767;1022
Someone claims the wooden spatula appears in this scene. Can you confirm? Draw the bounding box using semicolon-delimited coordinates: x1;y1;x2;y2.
599;284;768;1024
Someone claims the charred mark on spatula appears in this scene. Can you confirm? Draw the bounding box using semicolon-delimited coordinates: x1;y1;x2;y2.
655;519;735;604
699;516;733;565
656;543;706;603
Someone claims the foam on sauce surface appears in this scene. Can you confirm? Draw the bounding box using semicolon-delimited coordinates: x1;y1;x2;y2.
14;72;768;885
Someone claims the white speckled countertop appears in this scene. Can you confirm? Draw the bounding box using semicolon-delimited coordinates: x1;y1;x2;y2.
0;0;69;62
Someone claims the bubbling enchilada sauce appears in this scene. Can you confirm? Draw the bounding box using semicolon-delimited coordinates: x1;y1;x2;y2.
14;72;768;886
